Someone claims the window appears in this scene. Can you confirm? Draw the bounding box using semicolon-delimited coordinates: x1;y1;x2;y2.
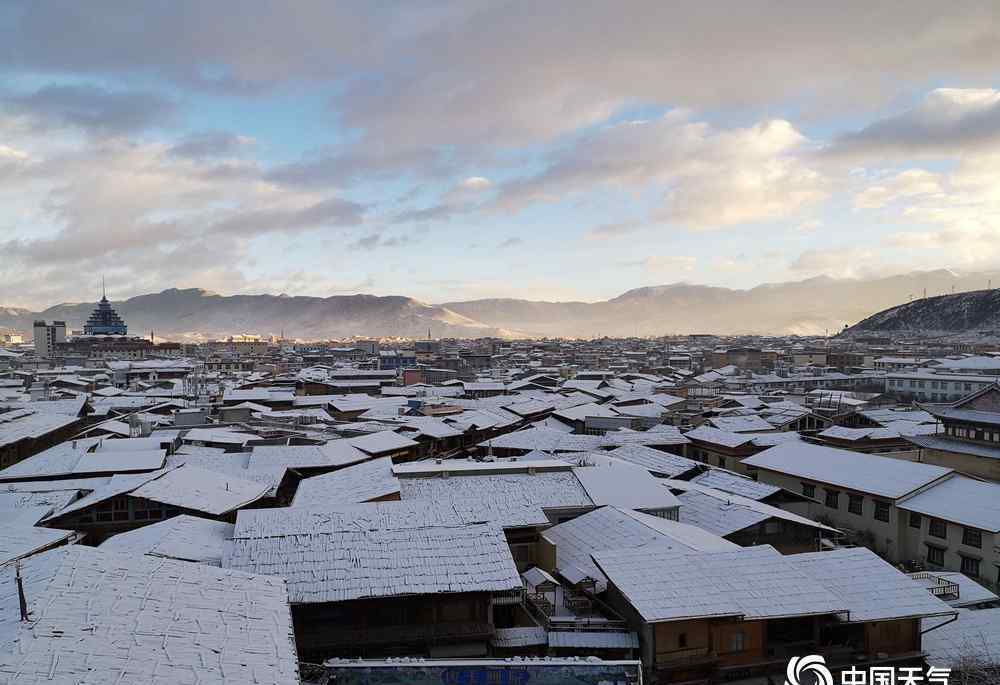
874;501;890;523
678;633;687;649
824;489;840;509
929;518;948;539
961;555;981;578
909;512;922;529
730;631;745;652
801;483;815;499
926;545;945;567
848;494;863;516
963;528;982;549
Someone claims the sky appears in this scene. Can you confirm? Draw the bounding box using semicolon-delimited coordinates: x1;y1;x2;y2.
1;1;999;310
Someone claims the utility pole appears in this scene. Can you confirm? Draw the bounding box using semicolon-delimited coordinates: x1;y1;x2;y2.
15;562;28;621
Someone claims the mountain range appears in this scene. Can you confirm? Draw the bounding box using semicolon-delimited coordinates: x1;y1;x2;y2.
2;269;998;340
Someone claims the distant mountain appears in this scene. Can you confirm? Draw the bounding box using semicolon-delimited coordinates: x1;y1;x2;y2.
0;288;520;341
3;270;999;340
445;269;1000;337
842;289;1000;335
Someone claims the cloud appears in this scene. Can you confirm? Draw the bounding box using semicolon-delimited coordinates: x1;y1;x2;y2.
586;220;643;240
460;176;492;191
4;3;999;154
209;196;366;237
494;116;827;229
4;84;176;135
0;114;369;306
388;175;497;225
829;88;1000;159
348;232;418;251
497;237;524;249
788;247;880;278
622;255;697;272
168;131;254;159
854;168;944;209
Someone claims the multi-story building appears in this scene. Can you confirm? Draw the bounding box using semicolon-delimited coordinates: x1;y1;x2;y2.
32;320;67;358
904;383;1000;480
885;370;995;403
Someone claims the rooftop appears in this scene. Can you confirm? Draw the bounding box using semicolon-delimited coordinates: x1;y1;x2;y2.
744;441;953;499
0;546;299;685
224;519;521;604
592;545;846;623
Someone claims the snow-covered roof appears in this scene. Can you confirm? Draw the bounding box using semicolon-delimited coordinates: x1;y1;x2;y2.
392;457;570;476
786;548;954;622
248;442;369;470
50;465;269;521
707;414;775;433
744;441;953;500
542;506;737;592
182;427;257;445
100;514;234;565
0;489;80;512
130;465;270;515
896;475;1000;532
68;448;166;474
0;410;79;449
292;456;400;507
0;523;73;566
602;425;690;447
592;545;846;623
0;397;87;417
0;546;299;684
571;465;679;511
165;452;287;498
552;402;618;423
399;470;594;512
922;608;1000;670
522;566;559;589
478;427;606;453
683;425;752;448
235;499;550;541
905;433;1000;461
819;422;939;442
347;430;419;455
689;469;781;500
666;481;838;536
860;408;937;426
397;416;464;439
605;444;701;477
224;520;521;604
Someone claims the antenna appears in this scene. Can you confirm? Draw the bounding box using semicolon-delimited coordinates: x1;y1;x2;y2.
102;275;107;300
